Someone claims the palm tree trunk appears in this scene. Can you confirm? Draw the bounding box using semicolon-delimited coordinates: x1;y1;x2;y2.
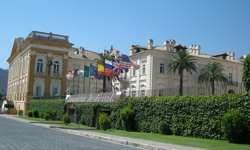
179;70;183;96
211;80;215;95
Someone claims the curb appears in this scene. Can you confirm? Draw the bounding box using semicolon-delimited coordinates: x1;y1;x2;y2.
1;115;177;150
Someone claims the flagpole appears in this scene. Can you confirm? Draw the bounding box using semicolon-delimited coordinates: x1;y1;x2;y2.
96;61;98;93
78;69;79;94
83;64;85;94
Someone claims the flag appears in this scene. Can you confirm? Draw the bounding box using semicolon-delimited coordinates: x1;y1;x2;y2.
77;70;84;77
96;74;104;80
74;69;79;76
68;70;74;75
90;64;97;78
84;65;90;77
112;58;121;75
130;59;140;70
121;54;131;69
97;62;104;75
104;59;113;76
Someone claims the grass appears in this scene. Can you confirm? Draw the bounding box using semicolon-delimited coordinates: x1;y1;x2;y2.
54;123;94;129
92;129;250;150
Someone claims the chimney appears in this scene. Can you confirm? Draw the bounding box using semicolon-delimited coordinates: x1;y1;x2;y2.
148;39;153;49
195;45;201;55
169;39;176;52
79;46;84;57
164;40;170;51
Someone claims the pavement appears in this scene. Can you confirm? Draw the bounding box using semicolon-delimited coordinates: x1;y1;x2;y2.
0;114;206;150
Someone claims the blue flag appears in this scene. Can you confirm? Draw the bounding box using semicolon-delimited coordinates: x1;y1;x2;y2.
90;64;97;78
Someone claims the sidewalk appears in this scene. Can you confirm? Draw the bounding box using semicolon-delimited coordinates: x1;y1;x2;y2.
0;114;206;150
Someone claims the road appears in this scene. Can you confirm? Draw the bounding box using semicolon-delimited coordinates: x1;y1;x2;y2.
0;117;141;150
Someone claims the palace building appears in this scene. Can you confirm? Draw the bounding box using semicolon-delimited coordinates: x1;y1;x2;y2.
6;31;245;115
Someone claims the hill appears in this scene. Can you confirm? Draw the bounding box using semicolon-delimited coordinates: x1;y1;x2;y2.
0;68;8;95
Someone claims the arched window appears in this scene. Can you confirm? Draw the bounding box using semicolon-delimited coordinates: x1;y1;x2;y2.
53;61;59;74
36;59;43;72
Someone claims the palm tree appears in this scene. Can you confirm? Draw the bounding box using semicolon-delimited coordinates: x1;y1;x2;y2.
95;52;119;92
198;62;228;95
46;58;53;76
168;50;197;96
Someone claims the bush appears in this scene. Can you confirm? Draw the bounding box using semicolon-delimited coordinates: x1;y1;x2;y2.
98;112;111;131
62;114;71;125
120;107;134;131
44;113;51;121
28;110;33;117
18;110;23;116
32;108;39;118
159;121;171;135
45;108;56;120
221;109;249;143
4;104;14;108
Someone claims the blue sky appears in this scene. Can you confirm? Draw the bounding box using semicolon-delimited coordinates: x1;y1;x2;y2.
0;0;249;69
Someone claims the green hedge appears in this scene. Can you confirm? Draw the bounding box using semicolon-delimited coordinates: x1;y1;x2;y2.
110;94;250;140
29;99;66;120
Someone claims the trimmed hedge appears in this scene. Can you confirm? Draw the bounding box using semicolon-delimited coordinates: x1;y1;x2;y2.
110;94;250;140
29;99;65;120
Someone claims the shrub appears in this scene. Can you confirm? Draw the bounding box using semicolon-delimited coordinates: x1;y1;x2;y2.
18;110;23;116
120;107;134;131
28;110;33;117
221;109;249;143
62;113;71;125
44;113;51;121
4;104;14;108
32;108;39;118
159;121;171;135
98;112;110;131
45;108;56;120
243;54;250;91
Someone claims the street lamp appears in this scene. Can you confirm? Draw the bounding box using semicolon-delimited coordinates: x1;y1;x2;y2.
66;73;74;95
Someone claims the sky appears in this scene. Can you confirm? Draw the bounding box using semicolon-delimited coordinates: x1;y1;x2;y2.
0;0;250;69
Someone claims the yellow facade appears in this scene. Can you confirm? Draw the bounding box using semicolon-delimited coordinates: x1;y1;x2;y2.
6;31;73;115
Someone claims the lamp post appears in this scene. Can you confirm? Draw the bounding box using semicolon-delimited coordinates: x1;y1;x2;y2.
66;73;74;95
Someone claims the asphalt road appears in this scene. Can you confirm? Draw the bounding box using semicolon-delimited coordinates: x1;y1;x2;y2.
0;117;141;150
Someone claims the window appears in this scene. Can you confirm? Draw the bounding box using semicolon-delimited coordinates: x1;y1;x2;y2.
159;89;163;96
229;73;232;82
132;91;136;97
123;91;126;96
53;61;59;74
160;63;164;73
132;69;136;76
36;59;43;72
141;90;145;96
53;87;58;96
142;64;146;74
35;86;41;97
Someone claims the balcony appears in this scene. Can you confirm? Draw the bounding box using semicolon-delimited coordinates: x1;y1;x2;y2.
227;81;238;86
119;77;129;82
34;71;46;76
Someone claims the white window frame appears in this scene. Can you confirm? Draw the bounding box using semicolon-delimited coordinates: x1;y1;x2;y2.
36;59;43;72
141;90;145;96
159;89;163;96
229;73;233;82
132;91;136;97
53;61;60;74
142;64;146;74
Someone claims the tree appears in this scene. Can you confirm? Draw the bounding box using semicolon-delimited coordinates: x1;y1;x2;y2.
198;62;228;95
168;50;197;96
95;52;119;92
46;58;53;76
242;54;250;91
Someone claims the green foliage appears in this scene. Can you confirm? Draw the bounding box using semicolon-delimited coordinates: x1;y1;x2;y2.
28;110;33;117
120;107;134;131
243;54;250;91
62;113;71;125
198;62;228;95
159;121;170;135
98;112;110;131
44;113;51;121
4;104;14;108
221;109;249;143
32;108;39;118
167;50;197;95
29;99;65;120
18;110;23;116
45;108;56;120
